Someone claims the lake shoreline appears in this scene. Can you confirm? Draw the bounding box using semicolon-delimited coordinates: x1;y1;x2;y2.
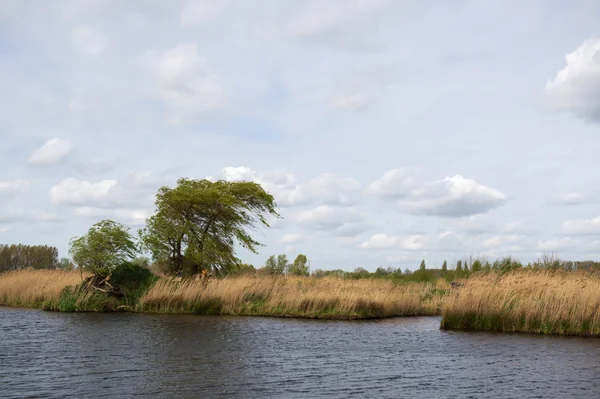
3;269;600;336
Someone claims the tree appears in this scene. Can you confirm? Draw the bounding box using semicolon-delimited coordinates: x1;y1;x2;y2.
456;260;463;272
441;260;448;273
471;259;482;273
288;254;309;276
59;258;74;271
264;254;286;275
69;220;138;275
419;259;426;270
139;178;279;276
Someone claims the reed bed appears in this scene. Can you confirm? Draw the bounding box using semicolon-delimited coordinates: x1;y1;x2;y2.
137;276;449;319
441;270;600;336
0;269;84;308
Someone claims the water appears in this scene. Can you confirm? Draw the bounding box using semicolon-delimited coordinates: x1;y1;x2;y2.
1;307;600;398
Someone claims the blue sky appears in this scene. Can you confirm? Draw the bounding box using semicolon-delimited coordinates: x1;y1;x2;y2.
1;0;600;271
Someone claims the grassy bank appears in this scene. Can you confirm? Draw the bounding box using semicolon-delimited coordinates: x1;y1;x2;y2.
0;269;448;319
137;276;448;319
441;270;600;336
0;269;84;308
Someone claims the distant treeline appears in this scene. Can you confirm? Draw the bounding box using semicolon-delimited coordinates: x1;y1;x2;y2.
308;254;600;283
0;244;59;272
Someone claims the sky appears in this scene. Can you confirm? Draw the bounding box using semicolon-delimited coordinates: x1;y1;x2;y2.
1;0;600;271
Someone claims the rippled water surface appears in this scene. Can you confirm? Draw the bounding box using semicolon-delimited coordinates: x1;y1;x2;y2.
1;307;600;398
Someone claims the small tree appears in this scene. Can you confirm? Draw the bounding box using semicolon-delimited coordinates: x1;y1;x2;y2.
69;220;138;275
441;260;448;273
59;258;74;271
288;254;309;276
456;260;463;272
264;254;287;275
471;259;482;273
419;259;426;270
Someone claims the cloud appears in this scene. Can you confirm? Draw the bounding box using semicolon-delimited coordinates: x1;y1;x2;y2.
549;192;600;206
359;233;426;250
143;44;226;123
48;170;168;208
400;175;506;217
366;168;420;199
0;209;64;225
71;25;108;58
562;217;600;235
0;180;30;199
537;237;578;252
544;38;600;122
221;166;360;207
296;205;364;231
279;233;306;244
28;138;73;166
49;178;117;206
180;0;227;26
280;0;391;50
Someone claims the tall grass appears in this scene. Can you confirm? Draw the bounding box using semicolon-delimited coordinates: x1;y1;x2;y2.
441;270;600;336
138;276;449;319
0;269;84;308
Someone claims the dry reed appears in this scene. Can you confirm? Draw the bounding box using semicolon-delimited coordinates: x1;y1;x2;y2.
441;270;600;336
138;276;449;319
0;269;84;308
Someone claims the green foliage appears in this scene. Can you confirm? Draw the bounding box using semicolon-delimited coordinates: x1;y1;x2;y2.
419;259;426;270
456;260;463;272
263;254;287;275
59;258;74;271
131;256;150;269
69;220;138;275
288;254;309;276
52;262;157;312
441;260;448;273
471;259;482;273
0;244;59;271
139;178;279;276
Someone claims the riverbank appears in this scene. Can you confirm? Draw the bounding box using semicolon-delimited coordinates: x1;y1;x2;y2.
0;269;448;319
441;270;600;336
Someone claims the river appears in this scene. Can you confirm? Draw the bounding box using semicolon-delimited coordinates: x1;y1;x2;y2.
1;307;599;398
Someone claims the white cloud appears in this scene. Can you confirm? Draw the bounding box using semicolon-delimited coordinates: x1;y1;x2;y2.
366;167;420;199
28;138;73;166
544;38;600;122
562;217;600;235
0;180;30;198
144;44;226;123
49;178;117;206
359;233;426;250
71;25;108;58
279;233;306;244
296;205;364;231
549;192;599;206
400;175;506;217
537;237;578;251
49;171;171;209
180;0;227;26
282;0;390;49
221;166;360;207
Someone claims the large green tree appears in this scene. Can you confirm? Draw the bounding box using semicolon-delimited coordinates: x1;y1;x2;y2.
140;178;279;276
69;220;138;275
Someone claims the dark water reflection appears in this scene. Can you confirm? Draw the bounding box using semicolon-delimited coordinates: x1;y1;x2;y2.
1;307;600;398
